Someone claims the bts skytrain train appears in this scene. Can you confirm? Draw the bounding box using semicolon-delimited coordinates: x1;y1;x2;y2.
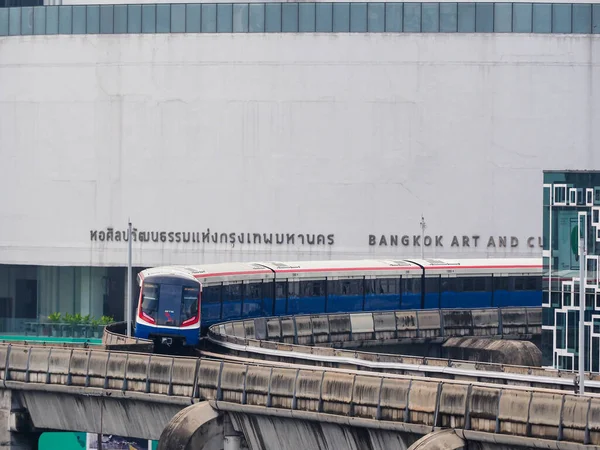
134;258;542;347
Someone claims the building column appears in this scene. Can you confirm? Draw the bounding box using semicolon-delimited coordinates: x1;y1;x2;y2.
0;391;40;450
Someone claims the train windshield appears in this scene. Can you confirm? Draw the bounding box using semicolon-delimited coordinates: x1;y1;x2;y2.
141;282;199;326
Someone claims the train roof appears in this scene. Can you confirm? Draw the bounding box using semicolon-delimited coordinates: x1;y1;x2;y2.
139;258;542;285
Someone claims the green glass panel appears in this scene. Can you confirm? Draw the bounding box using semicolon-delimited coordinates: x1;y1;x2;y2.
156;4;170;33
265;3;281;32
46;6;58;35
350;3;366;32
403;3;420;32
281;3;298;32
440;3;457;32
33;7;45;35
331;3;348;31
532;3;551;33
298;3;315;31
73;6;86;34
171;4;185;32
202;3;217;32
248;3;264;32
315;3;332;32
21;7;33;35
127;5;142;33
9;7;20;35
422;3;439;32
552;3;571;33
87;5;100;34
185;4;201;32
494;3;511;32
513;3;532;32
457;3;475;32
475;2;493;32
367;2;384;32
114;5;127;34
385;3;402;31
100;5;114;34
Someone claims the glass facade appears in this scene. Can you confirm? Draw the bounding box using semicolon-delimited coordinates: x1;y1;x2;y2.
1;2;599;36
542;171;600;372
0;264;144;335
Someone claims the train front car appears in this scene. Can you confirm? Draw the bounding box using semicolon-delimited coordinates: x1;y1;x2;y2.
135;267;201;348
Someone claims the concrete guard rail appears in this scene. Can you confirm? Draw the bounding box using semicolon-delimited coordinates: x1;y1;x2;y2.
103;321;154;352
209;306;542;349
1;343;600;447
205;307;600;392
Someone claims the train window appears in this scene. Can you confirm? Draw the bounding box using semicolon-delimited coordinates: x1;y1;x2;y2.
299;280;325;297
157;284;183;326
403;278;421;295
222;283;242;319
244;281;265;316
326;279;363;312
274;281;287;315
181;286;199;322
202;285;221;303
141;283;158;320
513;276;539;291
493;277;508;291
425;277;440;294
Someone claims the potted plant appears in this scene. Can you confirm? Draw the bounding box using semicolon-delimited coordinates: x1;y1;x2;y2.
48;312;61;337
81;314;91;338
90;318;101;338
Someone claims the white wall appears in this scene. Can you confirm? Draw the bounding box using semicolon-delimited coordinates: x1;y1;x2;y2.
0;33;598;267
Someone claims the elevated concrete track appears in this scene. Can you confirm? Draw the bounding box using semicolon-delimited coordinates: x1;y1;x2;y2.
2;306;599;450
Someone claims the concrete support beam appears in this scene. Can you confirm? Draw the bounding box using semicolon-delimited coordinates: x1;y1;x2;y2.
407;429;466;450
0;391;40;450
157;401;224;450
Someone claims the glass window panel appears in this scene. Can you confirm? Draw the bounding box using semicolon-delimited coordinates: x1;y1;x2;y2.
21;7;33;35
403;3;420;32
233;4;248;32
532;3;551;33
170;4;185;33
385;3;402;31
316;3;332;32
155;4;169;33
457;3;475;32
282;3;298;32
9;7;20;35
367;2;384;32
494;3;511;32
87;5;100;34
128;4;141;33
113;5;127;33
512;2;531;32
350;3;366;32
33;7;45;35
0;9;7;36
46;6;58;35
217;4;232;32
552;4;571;33
248;3;264;32
100;5;113;34
333;3;349;32
58;6;72;34
141;5;155;33
299;3;315;31
265;3;281;32
186;4;201;32
72;5;86;34
475;2;493;32
594;4;600;34
422;3;439;32
572;4;591;34
440;3;457;32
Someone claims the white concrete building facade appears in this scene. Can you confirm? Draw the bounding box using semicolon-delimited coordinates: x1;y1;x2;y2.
0;1;599;327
